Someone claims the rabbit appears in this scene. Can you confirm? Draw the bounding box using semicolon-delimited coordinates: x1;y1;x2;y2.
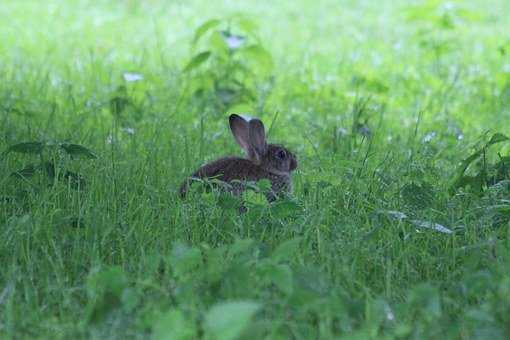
179;114;297;202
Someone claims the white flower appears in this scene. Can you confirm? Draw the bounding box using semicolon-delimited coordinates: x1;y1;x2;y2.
123;72;143;82
422;131;437;143
122;127;135;135
226;35;245;49
221;31;245;50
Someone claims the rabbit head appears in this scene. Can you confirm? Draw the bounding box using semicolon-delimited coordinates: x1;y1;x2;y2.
229;114;297;175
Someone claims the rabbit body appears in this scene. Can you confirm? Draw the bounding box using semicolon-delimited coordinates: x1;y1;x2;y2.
180;156;292;201
180;114;297;202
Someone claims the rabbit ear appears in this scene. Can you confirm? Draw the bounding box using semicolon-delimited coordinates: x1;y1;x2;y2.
249;119;267;163
229;114;253;157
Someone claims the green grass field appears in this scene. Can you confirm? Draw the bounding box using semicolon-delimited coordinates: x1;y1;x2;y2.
2;0;510;338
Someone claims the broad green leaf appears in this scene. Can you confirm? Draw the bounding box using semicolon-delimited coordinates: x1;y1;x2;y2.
407;283;442;321
227;102;254;115
267;264;293;295
450;150;484;193
209;31;229;54
170;242;202;277
455;151;483;177
451;175;484;194
87;266;127;298
462;271;494;299
121;288;139;312
152;309;196;340
272;237;302;262
450;133;510;194
241;45;273;74
237;17;259;36
11;164;38;178
292;266;329;302
465;309;504;339
270;199;301;219
255;179;272;192
364;298;393;329
243;190;267;206
217;192;240;210
86;266;128;323
204;247;228;283
229;238;254;256
61;143;97;159
192;19;221;45
183;51;211;72
204;301;260;340
487;133;509;146
5;142;44;155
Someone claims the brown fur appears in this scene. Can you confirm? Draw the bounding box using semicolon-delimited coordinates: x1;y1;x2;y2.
179;114;297;202
179;156;293;201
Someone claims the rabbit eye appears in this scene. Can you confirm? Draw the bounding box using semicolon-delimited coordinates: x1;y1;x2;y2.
276;150;286;159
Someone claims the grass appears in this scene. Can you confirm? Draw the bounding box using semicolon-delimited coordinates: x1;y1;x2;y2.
1;0;510;338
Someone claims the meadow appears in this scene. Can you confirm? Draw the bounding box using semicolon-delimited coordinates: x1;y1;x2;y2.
1;0;510;338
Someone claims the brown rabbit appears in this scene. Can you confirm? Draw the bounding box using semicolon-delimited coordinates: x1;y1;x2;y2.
179;114;297;202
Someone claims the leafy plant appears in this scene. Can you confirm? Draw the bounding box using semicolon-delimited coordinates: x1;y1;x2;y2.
85;266;130;323
152;309;196;340
4;140;97;188
405;0;482;30
108;81;147;131
184;16;274;112
204;301;260;340
450;133;510;194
